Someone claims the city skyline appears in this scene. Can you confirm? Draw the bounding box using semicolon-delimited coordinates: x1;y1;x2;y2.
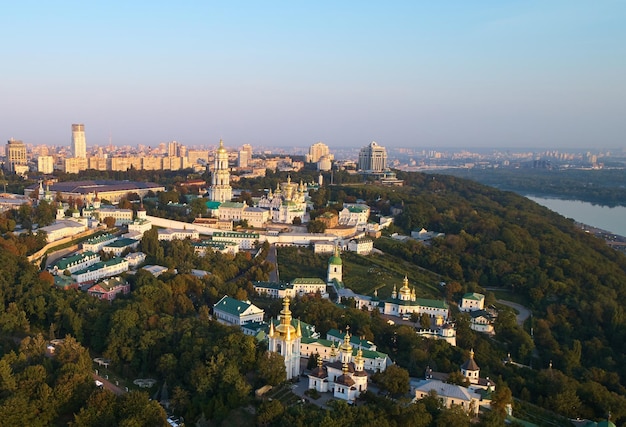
3;2;625;149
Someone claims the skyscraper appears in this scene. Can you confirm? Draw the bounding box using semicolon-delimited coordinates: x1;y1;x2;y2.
71;124;87;158
358;141;387;173
5;138;27;173
209;139;232;203
306;141;331;163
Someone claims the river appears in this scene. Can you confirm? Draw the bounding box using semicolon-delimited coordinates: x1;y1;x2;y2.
526;196;626;237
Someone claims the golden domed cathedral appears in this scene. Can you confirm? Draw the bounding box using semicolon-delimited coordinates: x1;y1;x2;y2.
268;297;302;380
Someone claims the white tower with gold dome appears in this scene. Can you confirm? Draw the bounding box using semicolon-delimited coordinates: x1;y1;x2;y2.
268;297;302;380
209;139;232;203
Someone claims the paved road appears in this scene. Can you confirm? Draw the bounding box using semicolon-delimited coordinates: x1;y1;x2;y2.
267;244;280;282
93;373;126;395
496;300;531;326
483;287;532;326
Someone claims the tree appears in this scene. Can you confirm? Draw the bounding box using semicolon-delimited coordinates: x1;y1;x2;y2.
419;313;431;329
372;364;410;396
307;352;321;370
489;384;512;417
307;220;326;233
102;216;116;229
256;399;284;426
446;371;469;387
116;391;168;426
256;351;286;386
436;404;471;426
140;227;160;259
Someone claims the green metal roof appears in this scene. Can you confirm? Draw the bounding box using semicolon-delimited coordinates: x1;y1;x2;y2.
54;251;98;270
462;292;484;301
253;281;294;291
219;201;244;208
387;297;449;309
292;278;326;285
73;257;127;275
104;238;138;248
205;201;221;209
213;296;254;316
84;233;115;244
213;231;260;238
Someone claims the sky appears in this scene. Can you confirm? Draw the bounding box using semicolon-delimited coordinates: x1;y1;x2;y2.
3;1;625;149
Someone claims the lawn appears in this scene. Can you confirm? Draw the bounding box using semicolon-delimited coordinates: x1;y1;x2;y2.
277;246;446;301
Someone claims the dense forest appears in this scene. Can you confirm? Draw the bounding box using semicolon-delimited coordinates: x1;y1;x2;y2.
439;167;626;207
1;169;626;425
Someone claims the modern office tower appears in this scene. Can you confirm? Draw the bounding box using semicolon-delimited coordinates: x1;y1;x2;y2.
209;139;232;203
5;138;28;173
306;141;331;163
71;124;87;158
238;150;250;168
168;141;180;157
241;144;253;159
38;155;54;174
358;141;387;173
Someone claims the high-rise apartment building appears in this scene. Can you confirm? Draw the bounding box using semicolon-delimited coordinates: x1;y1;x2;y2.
306;142;331;163
358;141;387;173
238;150;250;168
241;144;253;158
38;155;55;174
71;124;87;158
5;138;28;173
209;139;232;203
168;141;180;157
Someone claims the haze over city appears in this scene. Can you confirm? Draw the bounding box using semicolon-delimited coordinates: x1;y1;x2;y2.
4;1;625;149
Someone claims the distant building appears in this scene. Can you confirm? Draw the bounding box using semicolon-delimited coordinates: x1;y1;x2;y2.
157;228;199;241
208;139;233;203
87;277;130;301
347;237;373;255
24;180;165;205
256;176;307;224
383;276;449;320
306;142;332;164
338;204;370;227
268;297;302;380
412;349;496;416
71;124;87;159
38;155;54;174
5;138;27;174
459;293;485;312
39;219;88;243
307;329;369;402
469;310;496;335
212;231;259;250
97;207;133;225
82;233;118;252
358;141;387;173
124;251;146;268
193;240;239;256
102;238;139;257
49;251;101;275
71;257;129;285
213;295;264;326
253;281;295;299
238;150;250;168
142;265;169;277
413;379;481;416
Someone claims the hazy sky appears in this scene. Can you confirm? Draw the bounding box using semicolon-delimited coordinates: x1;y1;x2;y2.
3;1;625;149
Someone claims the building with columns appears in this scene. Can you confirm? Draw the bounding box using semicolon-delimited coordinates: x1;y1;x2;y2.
209;139;233;203
358;141;387;173
268;297;302;380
